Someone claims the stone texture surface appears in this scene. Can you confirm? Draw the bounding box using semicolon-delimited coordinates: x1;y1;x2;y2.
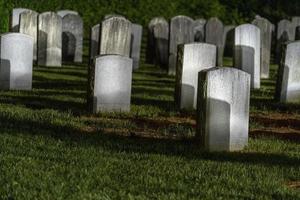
38;12;62;67
93;55;133;113
223;25;235;57
197;67;250;152
205;17;224;66
89;24;100;61
57;10;78;18
234;24;261;89
276;19;295;62
193;19;206;42
131;24;143;70
276;41;300;103
292;17;300;40
100;16;132;57
0;33;33;90
252;17;273;78
168;15;194;75
62;14;83;62
175;43;216;110
11;8;30;32
19;10;38;61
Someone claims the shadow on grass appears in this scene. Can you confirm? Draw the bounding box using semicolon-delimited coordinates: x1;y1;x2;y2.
131;96;175;112
132;87;174;97
251;98;300;112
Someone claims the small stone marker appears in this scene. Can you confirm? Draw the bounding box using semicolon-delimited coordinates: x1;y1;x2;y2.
0;33;33;90
131;24;143;70
62;14;83;63
89;24;100;61
169;15;194;75
175;43;216;110
275;41;300;103
205;17;224;66
19;10;38;61
223;25;235;58
100;16;132;56
193;19;206;42
93;55;133;113
57;10;78;18
234;24;261;89
252;17;273;78
196;67;250;152
11;8;30;32
38;12;62;67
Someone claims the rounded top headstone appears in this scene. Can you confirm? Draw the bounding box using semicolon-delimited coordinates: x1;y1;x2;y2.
57;10;79;18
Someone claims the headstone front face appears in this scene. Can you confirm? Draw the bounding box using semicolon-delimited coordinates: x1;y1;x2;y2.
175;43;216;110
193;19;206;42
100;16;132;57
38;12;62;67
252;17;273;78
57;10;78;18
197;67;250;152
276;41;300;103
234;24;261;89
11;8;30;32
0;33;33;90
89;24;100;61
169;16;194;75
19;10;38;61
62;14;83;63
223;25;235;57
131;24;143;70
93;55;133;113
205;17;224;66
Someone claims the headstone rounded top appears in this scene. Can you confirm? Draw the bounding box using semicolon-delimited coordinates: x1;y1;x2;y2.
12;8;31;12
184;42;216;49
57;10;78;17
104;14;125;20
236;23;260;31
202;66;250;77
63;13;82;19
171;15;193;22
207;17;222;23
95;54;133;62
103;15;129;22
20;10;38;15
148;17;168;28
252;17;272;26
1;32;34;40
40;11;62;18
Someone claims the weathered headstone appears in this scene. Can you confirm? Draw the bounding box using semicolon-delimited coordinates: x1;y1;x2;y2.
104;14;125;20
252;17;273;78
205;17;224;66
131;24;143;70
93;55;133;113
19;10;38;61
292;17;300;40
196;67;250;152
169;15;194;75
57;10;78;18
0;33;33;90
89;24;100;61
193;19;206;42
234;24;261;89
62;14;83;63
223;25;235;58
11;8;30;32
296;27;300;40
175;43;216;110
277;19;295;63
100;16;132;56
38;12;62;67
275;41;300;103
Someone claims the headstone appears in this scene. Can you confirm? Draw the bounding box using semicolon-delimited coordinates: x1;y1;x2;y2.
131;24;143;70
175;43;216;110
11;8;30;32
252;17;273;78
19;10;38;61
205;17;224;66
104;14;125;20
168;15;194;75
38;12;62;67
193;19;206;42
148;17;169;67
196;67;250;152
93;55;133;113
89;24;100;61
223;25;235;57
292;17;300;40
275;41;300;103
296;27;300;40
57;10;78;18
0;33;33;90
62;14;83;63
100;16;132;57
234;24;261;89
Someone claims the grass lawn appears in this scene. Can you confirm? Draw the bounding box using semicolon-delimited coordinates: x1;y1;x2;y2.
0;48;300;199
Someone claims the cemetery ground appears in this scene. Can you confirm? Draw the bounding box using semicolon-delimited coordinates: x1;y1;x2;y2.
0;45;299;199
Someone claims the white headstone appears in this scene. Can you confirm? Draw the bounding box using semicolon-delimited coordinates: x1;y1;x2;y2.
11;8;30;32
38;12;62;67
175;43;216;110
131;24;143;70
197;67;250;152
234;24;261;89
57;10;78;18
89;24;100;61
0;33;33;90
93;55;133;113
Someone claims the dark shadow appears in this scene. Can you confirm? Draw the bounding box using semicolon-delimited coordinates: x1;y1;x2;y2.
37;30;48;66
131;96;174;112
154;38;169;68
0;59;11;90
295;26;300;40
224;28;235;57
276;31;289;64
132;86;174;96
250;130;300;143
194;30;204;42
176;84;195;110
62;31;76;62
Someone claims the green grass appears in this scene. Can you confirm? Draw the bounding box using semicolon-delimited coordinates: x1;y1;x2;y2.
0;54;300;199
